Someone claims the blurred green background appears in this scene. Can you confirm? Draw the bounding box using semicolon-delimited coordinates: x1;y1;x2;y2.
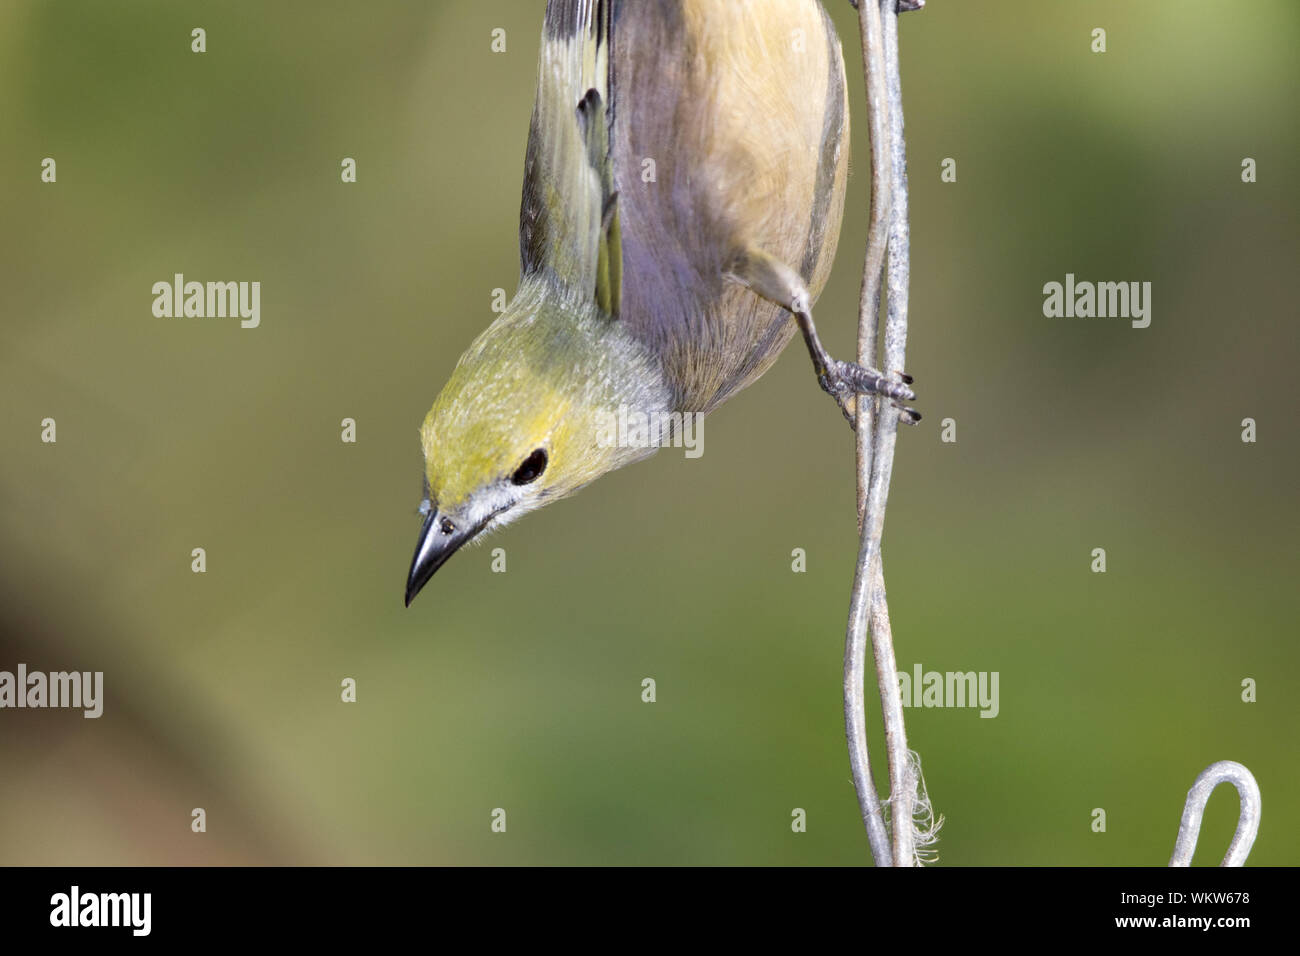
2;1;1296;865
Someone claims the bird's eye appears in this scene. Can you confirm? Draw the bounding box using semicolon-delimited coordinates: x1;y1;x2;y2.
511;448;548;485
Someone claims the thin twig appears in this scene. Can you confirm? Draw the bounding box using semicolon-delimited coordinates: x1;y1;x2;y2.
873;0;918;869
846;0;921;867
845;0;893;867
1169;761;1261;867
855;0;892;524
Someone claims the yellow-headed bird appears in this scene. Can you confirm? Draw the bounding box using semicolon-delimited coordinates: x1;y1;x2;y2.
406;0;916;605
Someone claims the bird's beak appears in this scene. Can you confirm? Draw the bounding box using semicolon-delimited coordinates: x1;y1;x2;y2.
404;509;472;607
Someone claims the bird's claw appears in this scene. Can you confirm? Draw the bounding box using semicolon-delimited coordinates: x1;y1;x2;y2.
818;359;918;427
820;358;915;401
849;0;925;11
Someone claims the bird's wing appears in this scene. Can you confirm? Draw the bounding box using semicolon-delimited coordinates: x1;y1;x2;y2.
519;0;621;316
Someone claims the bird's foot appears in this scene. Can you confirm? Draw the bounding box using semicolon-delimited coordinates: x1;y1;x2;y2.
818;359;921;428
849;0;925;11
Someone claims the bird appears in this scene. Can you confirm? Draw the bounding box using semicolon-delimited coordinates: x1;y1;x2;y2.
406;0;916;607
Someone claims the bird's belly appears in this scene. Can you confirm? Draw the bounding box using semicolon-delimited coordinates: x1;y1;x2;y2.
611;0;849;412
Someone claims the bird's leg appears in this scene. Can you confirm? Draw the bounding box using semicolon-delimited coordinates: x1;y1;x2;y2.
849;0;925;12
728;246;920;427
789;299;920;425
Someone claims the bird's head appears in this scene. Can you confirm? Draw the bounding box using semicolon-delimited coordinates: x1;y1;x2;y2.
405;284;669;606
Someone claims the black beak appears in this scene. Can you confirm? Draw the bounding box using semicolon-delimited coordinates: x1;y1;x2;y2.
404;509;472;607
